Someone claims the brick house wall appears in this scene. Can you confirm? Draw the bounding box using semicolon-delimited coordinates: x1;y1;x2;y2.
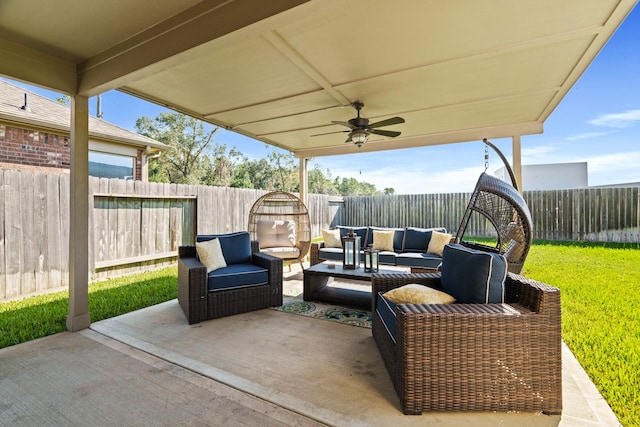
0;124;70;170
0;123;143;180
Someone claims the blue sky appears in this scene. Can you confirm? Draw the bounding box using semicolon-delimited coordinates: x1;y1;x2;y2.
4;5;639;194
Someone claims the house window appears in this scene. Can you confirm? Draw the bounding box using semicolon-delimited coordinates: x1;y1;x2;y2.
89;151;135;180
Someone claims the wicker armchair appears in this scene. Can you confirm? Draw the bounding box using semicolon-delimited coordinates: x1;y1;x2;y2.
371;272;562;415
178;233;283;324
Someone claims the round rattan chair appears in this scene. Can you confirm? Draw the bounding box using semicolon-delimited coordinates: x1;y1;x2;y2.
248;192;311;270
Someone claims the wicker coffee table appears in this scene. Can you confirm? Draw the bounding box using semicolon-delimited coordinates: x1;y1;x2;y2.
303;262;402;309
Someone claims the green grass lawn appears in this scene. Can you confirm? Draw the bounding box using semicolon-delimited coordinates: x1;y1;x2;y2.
0;244;638;426
523;241;640;427
0;267;177;348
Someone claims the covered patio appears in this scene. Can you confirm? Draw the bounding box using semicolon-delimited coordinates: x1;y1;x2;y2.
1;0;637;331
0;265;620;426
0;1;636;424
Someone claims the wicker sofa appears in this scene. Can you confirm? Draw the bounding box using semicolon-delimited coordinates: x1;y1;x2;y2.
178;231;283;324
311;226;449;270
371;271;562;415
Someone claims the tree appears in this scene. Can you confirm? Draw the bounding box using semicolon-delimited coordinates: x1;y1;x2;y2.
309;165;339;195
267;149;298;192
334;176;382;196
133;112;393;194
136;113;219;184
384;187;395;195
230;162;254;189
203;144;245;187
56;95;70;106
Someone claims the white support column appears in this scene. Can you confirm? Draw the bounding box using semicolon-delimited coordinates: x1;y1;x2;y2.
512;135;523;193
66;95;91;331
299;157;309;205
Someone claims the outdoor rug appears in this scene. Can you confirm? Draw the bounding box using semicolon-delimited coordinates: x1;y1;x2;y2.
274;297;372;329
275;270;373;328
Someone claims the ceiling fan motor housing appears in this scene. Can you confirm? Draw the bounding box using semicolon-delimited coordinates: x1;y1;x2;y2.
349;117;369;128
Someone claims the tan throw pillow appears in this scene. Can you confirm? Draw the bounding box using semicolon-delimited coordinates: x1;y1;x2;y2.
322;229;342;248
196;238;227;273
373;229;395;251
383;284;455;304
427;230;452;256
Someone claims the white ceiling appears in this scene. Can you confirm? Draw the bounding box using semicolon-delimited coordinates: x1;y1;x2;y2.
1;0;637;158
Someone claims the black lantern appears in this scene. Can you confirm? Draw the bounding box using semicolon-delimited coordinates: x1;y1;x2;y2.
364;246;379;273
342;229;361;269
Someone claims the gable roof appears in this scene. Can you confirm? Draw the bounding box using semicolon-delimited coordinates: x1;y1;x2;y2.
0;80;167;151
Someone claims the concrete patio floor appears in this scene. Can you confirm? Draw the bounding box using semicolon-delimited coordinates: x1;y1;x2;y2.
0;264;621;426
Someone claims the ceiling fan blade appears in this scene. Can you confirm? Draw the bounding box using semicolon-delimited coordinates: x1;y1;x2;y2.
332;120;358;129
369;129;401;138
310;129;350;137
345;134;353;143
368;116;405;128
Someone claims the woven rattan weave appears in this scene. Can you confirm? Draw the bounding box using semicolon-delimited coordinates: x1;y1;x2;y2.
371;272;562;415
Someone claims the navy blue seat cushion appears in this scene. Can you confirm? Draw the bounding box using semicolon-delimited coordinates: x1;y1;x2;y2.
207;263;268;291
376;292;397;342
402;227;447;252
197;231;252;265
440;243;507;303
337;226;368;249
377;251;397;265
394;252;443;269
318;247;344;261
365;227;405;252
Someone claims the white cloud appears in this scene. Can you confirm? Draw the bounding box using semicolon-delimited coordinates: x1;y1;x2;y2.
565;131;609;141
588;110;640;128
584;151;640;173
521;145;556;159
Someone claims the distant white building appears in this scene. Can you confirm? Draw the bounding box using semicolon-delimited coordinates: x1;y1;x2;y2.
495;162;588;191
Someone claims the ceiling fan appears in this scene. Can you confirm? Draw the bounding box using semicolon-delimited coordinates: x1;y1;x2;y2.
312;101;405;146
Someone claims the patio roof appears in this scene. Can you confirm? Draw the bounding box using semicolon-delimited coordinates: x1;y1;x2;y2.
1;0;637;159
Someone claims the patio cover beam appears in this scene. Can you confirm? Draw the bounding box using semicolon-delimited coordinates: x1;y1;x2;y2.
75;0;310;97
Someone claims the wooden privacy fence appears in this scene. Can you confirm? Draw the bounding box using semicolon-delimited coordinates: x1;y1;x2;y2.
0;170;340;300
1;168;638;301
343;187;640;242
526;187;640;242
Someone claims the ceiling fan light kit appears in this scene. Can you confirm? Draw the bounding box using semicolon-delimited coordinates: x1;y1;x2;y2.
350;129;369;146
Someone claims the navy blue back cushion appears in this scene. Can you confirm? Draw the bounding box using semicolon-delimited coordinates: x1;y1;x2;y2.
440;243;507;303
337;226;368;249
196;232;252;265
403;227;446;252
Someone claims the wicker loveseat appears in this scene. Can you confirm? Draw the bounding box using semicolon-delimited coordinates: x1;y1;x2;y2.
371;270;562;415
178;231;283;324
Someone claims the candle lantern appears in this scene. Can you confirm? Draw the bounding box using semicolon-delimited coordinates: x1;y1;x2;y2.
364;246;379;273
342;228;361;269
